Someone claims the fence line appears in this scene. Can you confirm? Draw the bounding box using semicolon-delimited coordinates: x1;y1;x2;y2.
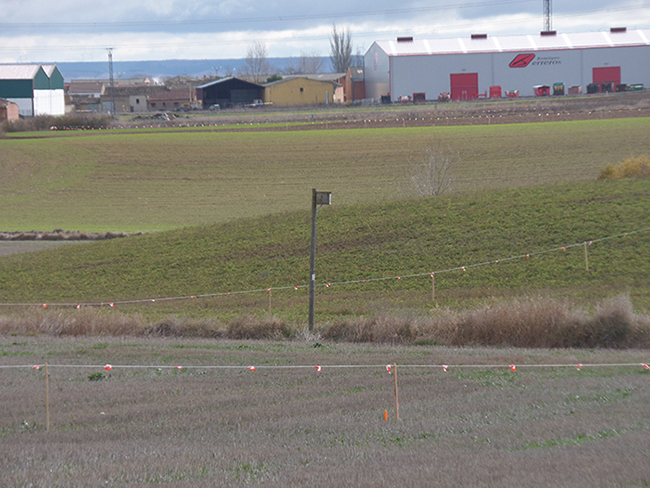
4;362;649;372
0;227;648;309
4;361;648;429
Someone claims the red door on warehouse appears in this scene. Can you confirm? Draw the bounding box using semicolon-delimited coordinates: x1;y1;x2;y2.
593;66;621;93
450;73;479;101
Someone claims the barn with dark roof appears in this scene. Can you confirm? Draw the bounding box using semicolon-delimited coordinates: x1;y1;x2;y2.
196;77;263;109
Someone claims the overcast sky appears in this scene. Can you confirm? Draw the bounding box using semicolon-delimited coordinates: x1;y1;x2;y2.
1;0;649;63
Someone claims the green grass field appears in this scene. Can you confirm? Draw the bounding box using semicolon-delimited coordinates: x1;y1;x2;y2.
1;177;648;322
1;116;650;322
2;109;650;487
1;118;649;232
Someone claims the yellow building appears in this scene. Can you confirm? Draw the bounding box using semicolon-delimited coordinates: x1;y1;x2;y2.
263;77;339;107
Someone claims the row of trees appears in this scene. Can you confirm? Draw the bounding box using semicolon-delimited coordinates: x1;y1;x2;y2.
241;24;359;84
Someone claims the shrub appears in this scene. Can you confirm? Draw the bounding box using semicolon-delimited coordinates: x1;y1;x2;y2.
598;154;650;180
321;316;410;343
322;311;457;345
1;114;114;133
451;297;586;348
322;295;649;348
227;316;295;340
144;317;224;338
406;145;456;197
0;308;148;336
1;296;648;348
579;294;647;348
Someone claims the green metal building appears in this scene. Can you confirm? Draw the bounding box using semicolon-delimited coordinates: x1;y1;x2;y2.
0;64;65;116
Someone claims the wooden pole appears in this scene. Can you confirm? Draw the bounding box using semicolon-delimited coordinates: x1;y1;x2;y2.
309;189;317;332
45;363;50;432
584;242;589;272
268;289;272;316
393;364;400;423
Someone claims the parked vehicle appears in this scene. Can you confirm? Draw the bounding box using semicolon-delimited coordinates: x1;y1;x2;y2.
245;99;271;108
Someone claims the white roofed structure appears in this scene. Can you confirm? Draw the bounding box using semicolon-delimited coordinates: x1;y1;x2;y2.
364;29;650;101
0;64;65;116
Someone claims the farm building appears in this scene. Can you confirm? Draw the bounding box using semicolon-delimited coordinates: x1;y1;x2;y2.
196;77;263;109
364;28;650;102
64;81;105;113
0;98;20;122
264;76;339;106
112;85;168;114
0;64;65;116
344;67;365;104
147;89;195;112
65;81;105;98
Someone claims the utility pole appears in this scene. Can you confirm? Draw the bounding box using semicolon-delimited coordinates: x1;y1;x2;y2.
308;189;331;332
107;48;116;117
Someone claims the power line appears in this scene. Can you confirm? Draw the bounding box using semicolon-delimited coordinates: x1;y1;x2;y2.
0;0;536;29
0;4;645;56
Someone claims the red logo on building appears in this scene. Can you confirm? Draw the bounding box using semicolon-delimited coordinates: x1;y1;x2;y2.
509;54;536;68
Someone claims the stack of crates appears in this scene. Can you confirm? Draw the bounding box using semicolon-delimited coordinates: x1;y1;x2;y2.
489;85;502;98
534;85;550;96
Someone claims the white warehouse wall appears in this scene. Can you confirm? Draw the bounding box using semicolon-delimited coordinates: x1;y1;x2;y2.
34;89;65;116
367;40;650;101
390;46;650;99
364;43;391;100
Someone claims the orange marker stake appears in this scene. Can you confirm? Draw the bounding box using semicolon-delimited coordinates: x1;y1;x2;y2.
384;410;388;421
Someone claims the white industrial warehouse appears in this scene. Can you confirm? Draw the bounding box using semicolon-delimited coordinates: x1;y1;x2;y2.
364;28;650;102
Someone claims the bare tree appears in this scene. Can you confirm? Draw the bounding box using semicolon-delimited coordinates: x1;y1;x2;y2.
282;58;300;75
330;24;353;73
299;52;324;74
407;146;456;197
282;52;323;75
242;41;271;84
347;46;365;69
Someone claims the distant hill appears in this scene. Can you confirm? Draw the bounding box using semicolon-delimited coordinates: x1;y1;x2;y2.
53;57;331;81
